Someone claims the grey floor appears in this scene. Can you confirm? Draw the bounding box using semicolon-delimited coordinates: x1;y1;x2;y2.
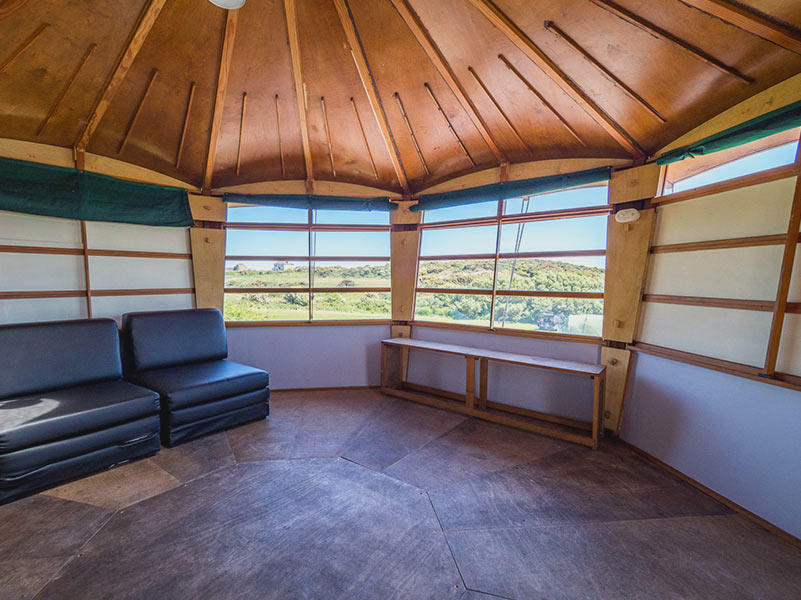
3;389;801;600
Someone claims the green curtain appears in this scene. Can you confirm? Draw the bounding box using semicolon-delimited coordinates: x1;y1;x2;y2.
224;192;397;211
657;99;801;166
410;166;612;212
0;157;193;226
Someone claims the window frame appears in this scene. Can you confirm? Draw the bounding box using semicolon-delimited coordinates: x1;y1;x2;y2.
224;207;391;324
413;186;610;337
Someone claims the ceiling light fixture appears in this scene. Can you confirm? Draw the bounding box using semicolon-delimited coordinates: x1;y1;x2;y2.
208;0;246;9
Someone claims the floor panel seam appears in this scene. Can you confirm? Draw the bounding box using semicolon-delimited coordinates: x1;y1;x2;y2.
426;490;468;596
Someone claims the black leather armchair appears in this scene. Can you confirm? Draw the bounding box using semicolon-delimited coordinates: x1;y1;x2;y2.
122;308;269;447
0;319;161;504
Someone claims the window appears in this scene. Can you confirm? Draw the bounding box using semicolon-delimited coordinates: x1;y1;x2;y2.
224;205;390;322
414;184;608;336
663;128;800;194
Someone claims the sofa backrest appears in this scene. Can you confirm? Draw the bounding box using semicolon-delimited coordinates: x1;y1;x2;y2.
122;308;228;373
0;318;123;399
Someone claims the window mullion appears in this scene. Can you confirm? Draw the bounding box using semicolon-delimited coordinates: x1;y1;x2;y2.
488;199;504;330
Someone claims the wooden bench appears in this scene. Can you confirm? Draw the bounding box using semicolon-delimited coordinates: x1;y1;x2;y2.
380;338;606;449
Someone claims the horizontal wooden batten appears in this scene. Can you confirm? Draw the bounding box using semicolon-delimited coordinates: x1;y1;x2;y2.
0;290;86;300
654;163;799;206
225;255;390;262
0;288;194;300
410;319;603;344
225;319;392;327
225;287;390;294
0;245;191;260
629;341;801;393
225;222;390;232
419;205;612;230
651;234;795;254
92;288;194;297
642;294;775;311
419;249;606;261
417;288;603;299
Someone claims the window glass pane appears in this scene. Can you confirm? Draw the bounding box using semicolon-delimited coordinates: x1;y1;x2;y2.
503;185;608;215
312;261;389;287
422;201;499;223
313;209;389;225
494;297;603;336
496;257;605;293
670;141;798;193
224;292;308;321
499;216;607;253
227;205;308;223
414;292;491;326
312;231;390;257
225;260;308;288
420;225;497;256
226;230;309;256
312;292;391;320
417;259;495;289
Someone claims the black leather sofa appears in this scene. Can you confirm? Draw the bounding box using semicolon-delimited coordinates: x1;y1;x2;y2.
0;319;161;504
122;308;269;447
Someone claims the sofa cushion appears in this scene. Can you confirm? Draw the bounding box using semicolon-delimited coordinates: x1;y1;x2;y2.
0;380;159;454
0;319;123;399
123;309;228;373
128;360;269;410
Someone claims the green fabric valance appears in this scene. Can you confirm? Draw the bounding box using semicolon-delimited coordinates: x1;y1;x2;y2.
410;166;612;212
224;193;397;211
657;100;801;166
0;156;193;226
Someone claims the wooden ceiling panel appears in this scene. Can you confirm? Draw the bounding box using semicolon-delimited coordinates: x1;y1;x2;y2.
0;0;148;147
296;0;404;192
211;0;306;188
349;0;499;192
86;0;225;187
406;0;631;161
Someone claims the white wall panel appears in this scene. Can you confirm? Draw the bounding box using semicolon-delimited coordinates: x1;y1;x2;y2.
0;297;87;324
92;293;195;325
653;177;796;245
226;325;389;388
646;247;782;301
0;210;81;248
88;256;193;290
638;302;771;366
0;253;85;291
85;222;190;253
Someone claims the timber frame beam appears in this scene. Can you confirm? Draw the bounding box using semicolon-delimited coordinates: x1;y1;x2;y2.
283;0;314;189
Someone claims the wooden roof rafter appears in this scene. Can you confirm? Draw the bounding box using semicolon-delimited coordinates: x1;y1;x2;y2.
464;0;645;159
680;0;801;56
74;0;168;155
388;0;507;166
0;0;31;21
333;0;410;194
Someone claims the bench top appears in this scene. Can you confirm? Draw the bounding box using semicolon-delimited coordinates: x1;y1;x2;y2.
381;338;605;377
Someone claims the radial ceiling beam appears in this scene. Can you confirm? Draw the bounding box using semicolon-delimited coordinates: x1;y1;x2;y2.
465;0;644;158
389;0;506;165
333;0;409;193
283;0;314;186
204;9;239;190
0;0;31;21
75;0;167;152
680;0;801;55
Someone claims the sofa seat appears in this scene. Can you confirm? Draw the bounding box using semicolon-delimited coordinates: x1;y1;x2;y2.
0;380;159;454
127;360;269;411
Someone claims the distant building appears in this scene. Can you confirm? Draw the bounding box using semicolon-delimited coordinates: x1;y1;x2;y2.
273;261;290;271
231;263;248;271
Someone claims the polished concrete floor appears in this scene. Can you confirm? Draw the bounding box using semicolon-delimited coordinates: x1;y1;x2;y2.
2;389;801;600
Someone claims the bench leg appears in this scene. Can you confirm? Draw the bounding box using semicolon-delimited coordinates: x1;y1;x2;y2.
466;356;476;409
591;373;604;450
381;343;403;389
478;358;488;410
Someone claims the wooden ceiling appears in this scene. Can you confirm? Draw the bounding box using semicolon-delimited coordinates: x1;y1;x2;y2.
0;0;799;194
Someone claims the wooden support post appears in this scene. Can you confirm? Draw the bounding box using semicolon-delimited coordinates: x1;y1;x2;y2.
592;372;604;450
466;356;476;409
80;221;93;318
479;357;488;409
390;201;422;323
381;343;403;388
600;346;631;431
190;228;225;312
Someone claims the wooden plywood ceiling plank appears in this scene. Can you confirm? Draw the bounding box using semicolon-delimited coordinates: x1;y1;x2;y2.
681;0;801;55
333;0;410;193
464;0;644;158
37;43;97;137
0;0;30;21
283;0;314;187
75;0;168;152
203;8;239;191
388;0;507;165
